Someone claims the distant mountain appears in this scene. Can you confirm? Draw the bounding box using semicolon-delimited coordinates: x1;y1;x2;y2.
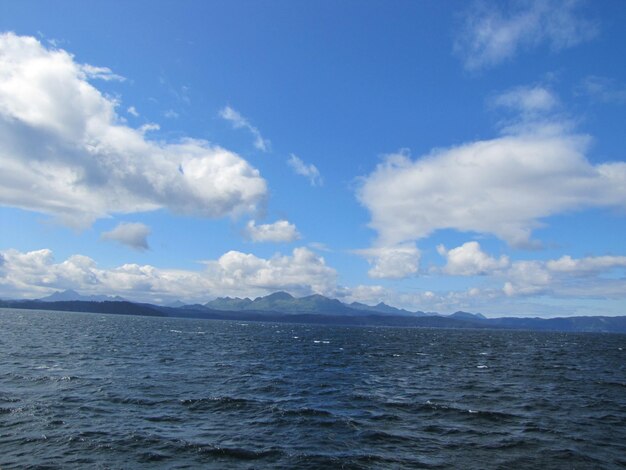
39;289;126;303
205;296;253;311
485;315;626;333
449;311;487;321
205;291;356;315
202;292;432;317
348;301;427;316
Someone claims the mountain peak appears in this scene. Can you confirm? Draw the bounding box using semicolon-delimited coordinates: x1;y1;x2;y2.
264;291;294;301
449;311;486;321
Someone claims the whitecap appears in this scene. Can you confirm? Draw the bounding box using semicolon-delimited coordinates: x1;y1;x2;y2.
170;329;182;333
476;365;488;369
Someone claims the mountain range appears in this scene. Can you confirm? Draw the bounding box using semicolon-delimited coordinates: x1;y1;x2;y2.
0;290;623;333
203;291;437;317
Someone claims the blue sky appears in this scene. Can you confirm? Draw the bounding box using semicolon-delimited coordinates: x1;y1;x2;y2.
1;0;625;317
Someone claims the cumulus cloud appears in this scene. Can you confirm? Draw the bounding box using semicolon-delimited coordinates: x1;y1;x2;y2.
358;133;626;248
455;0;598;70
244;219;301;243
219;105;271;152
0;33;267;227
101;222;151;250
355;244;421;279
287;154;323;186
0;247;337;302
437;241;510;276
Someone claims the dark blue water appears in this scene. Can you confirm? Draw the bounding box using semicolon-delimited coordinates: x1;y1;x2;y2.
1;309;625;469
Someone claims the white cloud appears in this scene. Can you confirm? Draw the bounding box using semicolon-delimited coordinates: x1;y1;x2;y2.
492;85;559;114
80;64;125;81
546;255;626;273
0;247;337;303
0;33;267;228
355;244;421;279
358;133;626;248
219;105;270;152
438;241;509;276
504;254;626;297
101;222;151;250
455;0;598;70
127;106;139;117
287;154;323;186
244;219;301;243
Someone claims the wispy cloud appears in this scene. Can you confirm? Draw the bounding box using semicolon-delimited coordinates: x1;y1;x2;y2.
287;154;323;186
101;222;151;250
491;85;559;114
219;105;271;152
81;63;126;81
455;0;598;70
579;76;626;105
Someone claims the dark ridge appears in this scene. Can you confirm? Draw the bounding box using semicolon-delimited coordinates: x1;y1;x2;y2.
0;299;164;317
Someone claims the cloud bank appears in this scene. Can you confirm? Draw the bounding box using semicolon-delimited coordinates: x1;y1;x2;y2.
0;247;337;303
0;33;267;227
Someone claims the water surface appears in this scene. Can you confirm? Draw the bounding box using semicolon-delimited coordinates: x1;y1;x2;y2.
1;309;625;468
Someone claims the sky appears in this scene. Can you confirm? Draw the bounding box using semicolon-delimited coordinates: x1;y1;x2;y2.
0;0;625;317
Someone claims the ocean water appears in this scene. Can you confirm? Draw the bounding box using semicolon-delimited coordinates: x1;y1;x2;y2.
1;309;625;469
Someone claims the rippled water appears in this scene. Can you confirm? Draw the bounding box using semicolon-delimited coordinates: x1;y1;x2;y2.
1;309;625;469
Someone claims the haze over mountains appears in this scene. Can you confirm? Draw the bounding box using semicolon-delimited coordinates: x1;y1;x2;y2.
39;289;127;303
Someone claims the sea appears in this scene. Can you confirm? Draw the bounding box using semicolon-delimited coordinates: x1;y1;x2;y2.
1;308;625;469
